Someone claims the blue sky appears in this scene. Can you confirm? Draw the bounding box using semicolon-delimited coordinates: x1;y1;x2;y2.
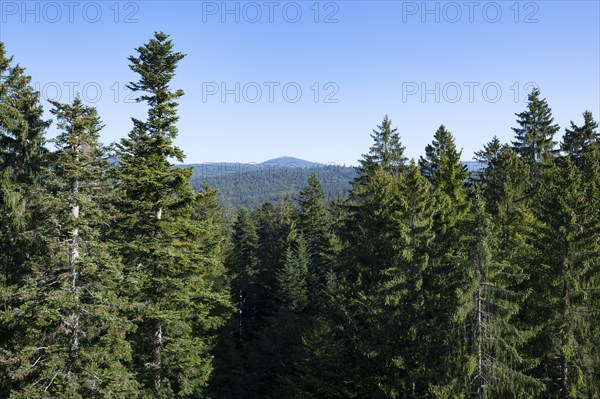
1;0;599;165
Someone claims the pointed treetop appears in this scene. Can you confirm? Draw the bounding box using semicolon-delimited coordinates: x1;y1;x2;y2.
511;88;559;163
357;115;407;181
562;110;599;158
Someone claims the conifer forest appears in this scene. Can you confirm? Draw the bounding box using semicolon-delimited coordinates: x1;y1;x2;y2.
1;31;599;398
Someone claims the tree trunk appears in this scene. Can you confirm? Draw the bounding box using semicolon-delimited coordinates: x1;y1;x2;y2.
153;322;163;391
69;179;80;354
153;205;163;391
476;281;483;399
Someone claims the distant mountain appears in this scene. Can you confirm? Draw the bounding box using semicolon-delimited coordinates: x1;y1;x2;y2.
186;157;355;208
183;157;339;181
260;156;321;168
184;157;486;209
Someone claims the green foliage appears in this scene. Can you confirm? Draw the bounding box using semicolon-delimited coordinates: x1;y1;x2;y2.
417;125;472;396
532;155;600;397
297;173;339;309
112;32;230;397
356;114;407;180
1;96;139;398
0;43;51;397
511;88;559;164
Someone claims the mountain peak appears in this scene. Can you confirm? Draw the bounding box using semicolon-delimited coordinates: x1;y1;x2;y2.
260;156;320;168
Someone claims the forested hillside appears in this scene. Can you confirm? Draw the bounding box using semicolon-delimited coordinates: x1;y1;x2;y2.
186;159;484;209
1;33;599;398
188;159;356;209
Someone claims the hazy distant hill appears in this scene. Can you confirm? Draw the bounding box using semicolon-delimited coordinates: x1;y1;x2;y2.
186;158;484;209
261;156;322;168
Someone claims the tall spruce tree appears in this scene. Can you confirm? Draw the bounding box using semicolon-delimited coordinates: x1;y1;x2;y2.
511;88;559;164
534;155;600;398
113;32;229;397
577;140;600;397
229;208;261;346
465;188;543;398
0;43;50;397
1;96;140;398
397;161;436;397
326;116;413;397
0;42;49;289
418;125;471;397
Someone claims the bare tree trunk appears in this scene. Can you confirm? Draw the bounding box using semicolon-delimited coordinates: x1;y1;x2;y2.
153;206;163;392
477;280;483;399
69;179;80;354
153;322;163;392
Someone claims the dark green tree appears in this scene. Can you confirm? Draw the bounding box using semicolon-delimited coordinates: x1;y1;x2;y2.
296;173;338;309
562;110;599;163
1;96;139;398
229;209;261;345
474;136;502;165
113;32;229;397
534;155;600;398
209;208;260;399
465;188;543;398
249;235;311;398
318;117;414;397
0;43;50;397
356;114;407;182
511;88;559;164
418;125;471;397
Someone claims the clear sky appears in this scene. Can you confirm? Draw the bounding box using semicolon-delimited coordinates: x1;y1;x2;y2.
1;0;599;166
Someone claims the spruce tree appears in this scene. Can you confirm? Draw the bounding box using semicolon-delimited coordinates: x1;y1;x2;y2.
1;96;139;398
250;235;311;398
474;136;502;165
209;208;260;399
534;155;600;398
113;32;229;397
253;198;297;322
465;188;543;398
356;114;407;182
0;42;49;184
229;208;261;346
511;88;559;164
0;43;50;397
397;161;436;396
327;117;413;397
562;110;599;163
296;173;338;309
418;125;471;396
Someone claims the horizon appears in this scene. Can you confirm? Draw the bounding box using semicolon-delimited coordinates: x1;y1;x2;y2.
181;154;484;167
